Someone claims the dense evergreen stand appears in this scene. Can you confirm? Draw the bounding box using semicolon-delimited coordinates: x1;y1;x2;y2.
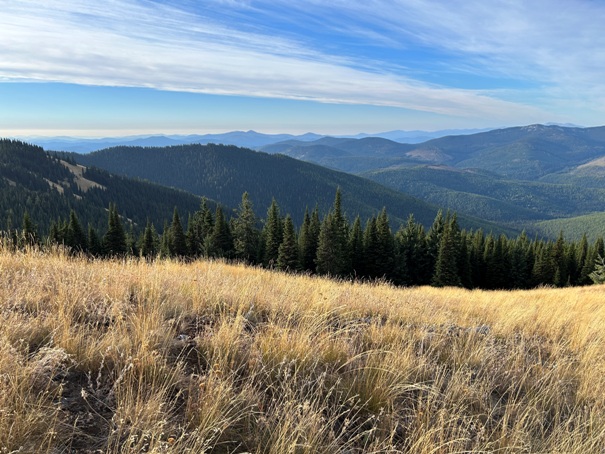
6;188;605;290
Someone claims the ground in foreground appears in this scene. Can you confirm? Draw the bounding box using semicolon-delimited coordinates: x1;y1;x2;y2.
1;249;604;453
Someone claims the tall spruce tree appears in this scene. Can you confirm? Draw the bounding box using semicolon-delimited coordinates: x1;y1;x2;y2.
589;254;605;284
508;231;531;289
572;234;588;285
425;210;446;284
315;189;349;276
103;203;127;256
431;215;462;287
348;215;365;277
277;215;299;271
298;208;313;271
581;237;605;284
552;231;569;287
395;214;427;285
187;198;214;257
458;229;473;288
362;216;379;278
20;212;38;247
209;206;233;258
65;209;87;252
169;207;188;257
262;198;283;267
469;229;486;288
87;224;102;257
139;220;157;258
232;192;259;264
305;206;321;272
375;207;395;280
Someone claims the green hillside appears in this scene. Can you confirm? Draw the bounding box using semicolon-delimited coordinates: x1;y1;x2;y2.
0;139;204;234
262;137;417;173
262;125;605;181
361;165;605;225
74;143;508;232
532;213;605;242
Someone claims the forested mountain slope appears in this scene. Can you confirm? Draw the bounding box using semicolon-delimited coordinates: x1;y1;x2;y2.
263;124;605;179
0;140;203;234
361;165;605;226
74;143;508;232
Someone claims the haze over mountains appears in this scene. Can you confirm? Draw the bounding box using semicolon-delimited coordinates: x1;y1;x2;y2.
23;128;490;153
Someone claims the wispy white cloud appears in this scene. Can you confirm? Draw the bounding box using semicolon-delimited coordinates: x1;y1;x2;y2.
3;0;598;125
260;0;605;117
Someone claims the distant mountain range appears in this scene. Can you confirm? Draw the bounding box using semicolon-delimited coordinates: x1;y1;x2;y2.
23;131;322;153
5;123;605;241
262;124;605;179
260;124;605;239
19;128;491;153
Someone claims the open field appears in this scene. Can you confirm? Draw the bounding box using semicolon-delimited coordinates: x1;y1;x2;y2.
1;248;604;453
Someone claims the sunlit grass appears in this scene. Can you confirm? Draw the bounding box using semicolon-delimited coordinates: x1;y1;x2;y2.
1;246;604;452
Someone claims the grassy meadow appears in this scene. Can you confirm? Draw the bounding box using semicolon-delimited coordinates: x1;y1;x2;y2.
1;247;604;453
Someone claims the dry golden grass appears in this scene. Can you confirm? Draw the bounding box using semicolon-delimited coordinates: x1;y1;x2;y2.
1;246;605;452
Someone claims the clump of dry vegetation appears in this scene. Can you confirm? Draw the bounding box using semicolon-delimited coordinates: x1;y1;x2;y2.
1;246;604;453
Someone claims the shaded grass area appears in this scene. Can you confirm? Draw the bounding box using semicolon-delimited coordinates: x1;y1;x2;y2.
1;248;604;452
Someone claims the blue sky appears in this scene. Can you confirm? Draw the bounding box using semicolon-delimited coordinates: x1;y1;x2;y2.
1;0;604;137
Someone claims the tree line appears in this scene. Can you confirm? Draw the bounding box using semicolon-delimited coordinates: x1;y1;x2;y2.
5;190;605;289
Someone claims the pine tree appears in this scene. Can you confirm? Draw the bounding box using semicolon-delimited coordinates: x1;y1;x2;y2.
315;189;350;277
126;223;138;257
348;215;364;277
509;231;531;289
589;254;605;284
187;198;213;257
431;217;461;287
375;207;395;280
298;208;313;271
395;214;427;285
20;211;38;247
169;207;188;257
482;234;511;289
209;206;233;258
87;224;102;257
65;209;87;252
531;241;555;286
49;221;61;246
552;231;568;287
362;216;379;278
159;221;171;258
140;220;157;258
308;206;322;272
103;203;127;256
262;198;283;267
277;215;299;271
469;229;486;288
581;237;605;284
232;192;259;264
571;234;588;285
425;210;446;284
458;230;473;288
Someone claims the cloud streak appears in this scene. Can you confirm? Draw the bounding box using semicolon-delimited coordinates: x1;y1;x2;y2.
3;0;603;126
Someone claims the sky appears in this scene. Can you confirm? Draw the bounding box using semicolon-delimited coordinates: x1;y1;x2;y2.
1;0;604;137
